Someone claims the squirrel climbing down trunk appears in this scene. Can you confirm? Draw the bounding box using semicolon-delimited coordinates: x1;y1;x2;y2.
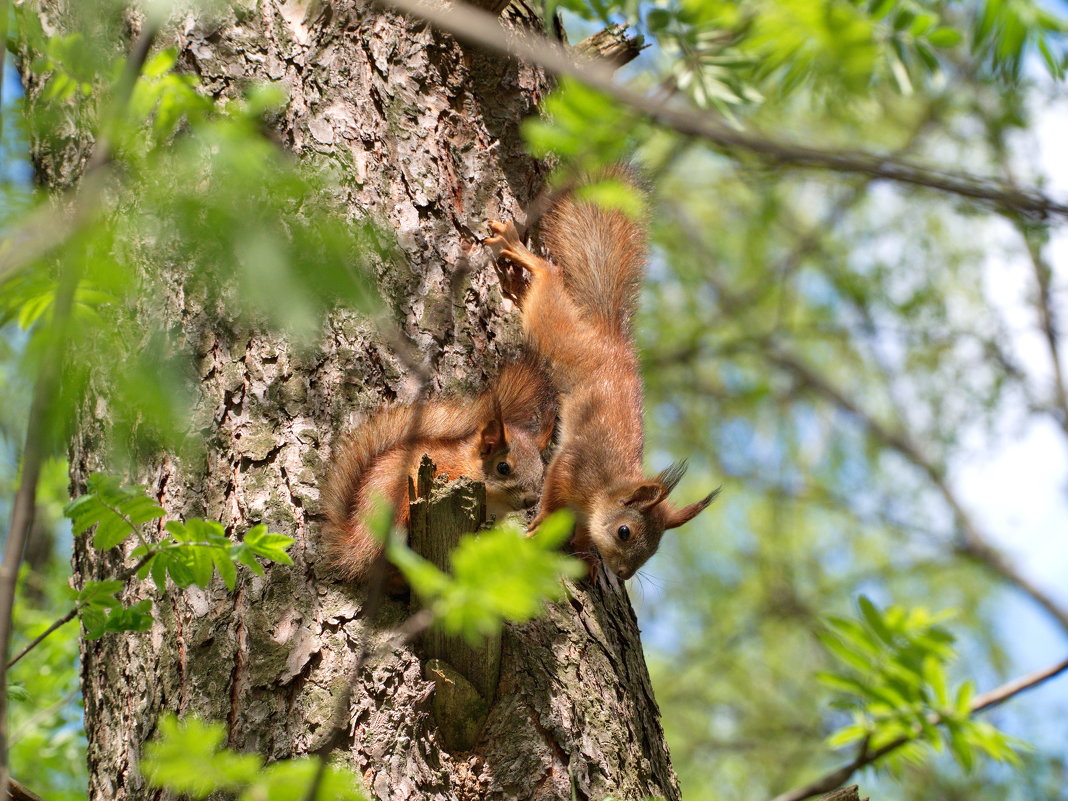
486;173;718;579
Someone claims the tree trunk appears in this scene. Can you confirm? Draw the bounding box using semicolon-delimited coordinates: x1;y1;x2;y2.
29;2;680;799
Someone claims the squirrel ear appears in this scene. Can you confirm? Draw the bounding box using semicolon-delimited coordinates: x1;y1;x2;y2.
622;481;667;511
478;418;503;455
662;488;721;530
536;414;556;452
479;399;507;456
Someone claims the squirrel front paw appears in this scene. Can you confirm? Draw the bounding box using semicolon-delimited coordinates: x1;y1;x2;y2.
486;219;534;301
485;219;526;262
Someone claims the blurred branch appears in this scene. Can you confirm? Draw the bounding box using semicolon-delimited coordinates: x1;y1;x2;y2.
7;777;44;801
0;21;158;797
768;655;1068;801
0;232;79;798
767;345;1068;635
0;0;8;143
661;195;1068;635
1017;226;1068;437
378;0;1068;220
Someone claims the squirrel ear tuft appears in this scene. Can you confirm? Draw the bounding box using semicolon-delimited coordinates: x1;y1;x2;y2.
622;481;667;511
662;487;721;530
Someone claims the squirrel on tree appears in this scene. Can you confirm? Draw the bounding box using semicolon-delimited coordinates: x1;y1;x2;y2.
486;172;718;579
321;356;556;580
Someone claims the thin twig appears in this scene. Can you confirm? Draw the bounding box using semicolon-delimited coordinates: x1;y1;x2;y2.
768;655;1068;801
660;195;1068;633
1018;226;1068;437
5;608;76;669
376;0;1068;221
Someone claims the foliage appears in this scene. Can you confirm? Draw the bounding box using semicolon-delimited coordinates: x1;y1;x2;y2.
64;473;294;639
551;0;1065;114
389;510;586;643
6;461;87;801
2;1;1067;801
819;597;1023;771
8;559;87;801
142;714;369;801
2;9;385;465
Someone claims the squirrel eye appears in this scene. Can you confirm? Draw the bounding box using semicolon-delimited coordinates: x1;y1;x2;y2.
496;462;511;476
617;525;631;541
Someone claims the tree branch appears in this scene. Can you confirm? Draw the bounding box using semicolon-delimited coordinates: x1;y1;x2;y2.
769;655;1068;801
377;0;1068;220
659;196;1068;635
4;609;76;670
766;345;1068;635
574;25;645;68
1018;226;1068;437
6;546;160;670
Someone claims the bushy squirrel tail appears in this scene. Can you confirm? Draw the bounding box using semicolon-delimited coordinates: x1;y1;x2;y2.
541;169;647;336
323;399;486;534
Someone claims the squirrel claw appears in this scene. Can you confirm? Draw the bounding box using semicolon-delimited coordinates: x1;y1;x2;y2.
486;219;532;301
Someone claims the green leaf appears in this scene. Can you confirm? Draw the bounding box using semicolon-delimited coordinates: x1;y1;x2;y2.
212;548;238;591
390;511;582;644
78;595;153;639
826;723;869;749
922;654;949;708
575;179;646;220
818;631;873;673
858;595;894;645
927;26;963;48
77;580;124;607
142;715;261;798
243;525;295;565
143;49;178;79
955;679;976;716
64;473;165;550
239;758;368;801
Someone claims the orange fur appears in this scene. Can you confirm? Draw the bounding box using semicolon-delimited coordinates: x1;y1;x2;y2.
321;356;556;581
486;174;716;579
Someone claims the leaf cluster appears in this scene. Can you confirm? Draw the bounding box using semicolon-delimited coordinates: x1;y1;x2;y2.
546;0;1064;117
142;714;368;801
64;473;294;640
388;510;586;643
2;13;388;467
819;597;1024;772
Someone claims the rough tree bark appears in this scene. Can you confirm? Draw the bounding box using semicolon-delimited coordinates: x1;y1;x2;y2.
23;2;681;800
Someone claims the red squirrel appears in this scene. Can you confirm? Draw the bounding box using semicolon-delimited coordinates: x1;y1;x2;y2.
486;175;717;579
321;357;556;580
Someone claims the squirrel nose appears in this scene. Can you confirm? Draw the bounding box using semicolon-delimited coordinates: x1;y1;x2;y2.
520;493;539;509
